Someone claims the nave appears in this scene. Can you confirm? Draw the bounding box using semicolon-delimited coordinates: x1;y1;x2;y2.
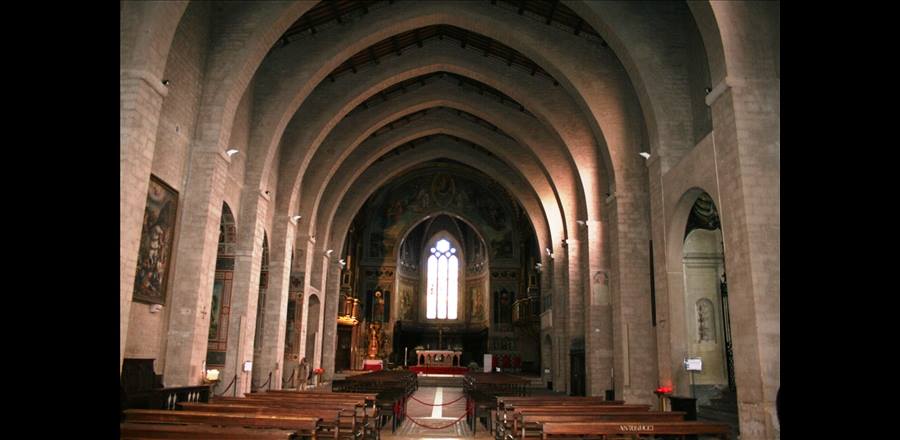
122;370;733;439
121;1;779;438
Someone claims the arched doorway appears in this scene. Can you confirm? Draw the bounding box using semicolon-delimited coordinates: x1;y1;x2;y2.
678;192;737;429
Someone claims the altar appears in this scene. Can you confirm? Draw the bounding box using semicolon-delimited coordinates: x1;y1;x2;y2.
409;349;468;374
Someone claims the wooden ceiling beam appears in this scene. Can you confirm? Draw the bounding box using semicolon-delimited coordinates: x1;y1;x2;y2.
330;1;342;24
546;1;559;25
392;36;402;56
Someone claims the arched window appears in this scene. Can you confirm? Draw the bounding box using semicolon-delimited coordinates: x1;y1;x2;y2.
426;238;458;319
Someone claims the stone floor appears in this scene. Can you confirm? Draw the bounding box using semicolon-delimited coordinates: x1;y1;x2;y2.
381;386;492;439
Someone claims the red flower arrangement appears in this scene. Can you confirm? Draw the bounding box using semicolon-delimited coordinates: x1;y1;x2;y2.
654;386;673;395
313;368;324;376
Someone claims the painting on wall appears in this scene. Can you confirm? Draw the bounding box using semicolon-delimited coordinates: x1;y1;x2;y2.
133;175;178;305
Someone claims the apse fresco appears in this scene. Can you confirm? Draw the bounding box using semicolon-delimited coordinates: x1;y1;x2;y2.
365;171;516;263
133;176;178;305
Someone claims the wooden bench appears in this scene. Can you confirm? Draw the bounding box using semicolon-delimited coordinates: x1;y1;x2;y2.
123;409;320;439
541;421;730;440
240;392;375;432
509;412;686;440
120;422;295;439
179;402;354;440
494;404;651;440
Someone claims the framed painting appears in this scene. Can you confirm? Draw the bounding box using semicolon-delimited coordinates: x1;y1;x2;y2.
133;175;178;305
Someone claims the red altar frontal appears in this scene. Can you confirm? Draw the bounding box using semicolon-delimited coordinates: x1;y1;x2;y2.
409;349;469;374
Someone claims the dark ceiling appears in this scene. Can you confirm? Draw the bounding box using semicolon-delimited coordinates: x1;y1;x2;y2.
276;1;606;86
346;71;533;119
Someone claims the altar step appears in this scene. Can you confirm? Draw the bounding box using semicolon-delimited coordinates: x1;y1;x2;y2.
416;375;465;388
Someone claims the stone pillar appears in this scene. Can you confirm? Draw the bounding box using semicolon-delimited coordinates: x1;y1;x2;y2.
609;189;657;406
584;219;614;396
254;217;297;390
222;188;269;396
565;238;585;395
708;77;780;440
646;153;686;396
539;252;554;388
162;149;232;386
296;235;315;362
320;255;341;378
120;70;168;368
551;241;568;393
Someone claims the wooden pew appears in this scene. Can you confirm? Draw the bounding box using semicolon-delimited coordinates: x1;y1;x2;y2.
123;409;320;439
495;404;651;440
210;394;375;440
509;412;686;440
178;402;350;440
541;421;730;440
240;392;374;435
120;422;294;439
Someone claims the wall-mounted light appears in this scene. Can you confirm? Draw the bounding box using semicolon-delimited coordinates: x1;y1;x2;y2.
338;259;346;268
546;247;554;259
562;239;569;247
226;149;239;157
291;215;302;223
325;249;334;257
639;152;651;160
576;220;587;227
161;79;170;86
534;263;542;272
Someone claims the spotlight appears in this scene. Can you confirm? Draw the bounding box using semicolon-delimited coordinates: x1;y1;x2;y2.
226;149;239;157
291;215;302;223
338;259;346;268
161;79;170;86
546;247;554;259
639;152;650;160
576;220;587;227
326;249;334;257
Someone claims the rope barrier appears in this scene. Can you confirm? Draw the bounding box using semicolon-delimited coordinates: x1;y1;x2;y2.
404;410;470;430
215;375;237;397
408;394;467;406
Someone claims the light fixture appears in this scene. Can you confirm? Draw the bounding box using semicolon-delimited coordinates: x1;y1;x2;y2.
639;152;650;160
161;79;170;86
338;259;346;268
291;215;302;223
534;263;542;272
325;249;334;257
226;149;239;157
546;247;554;259
576;220;587;227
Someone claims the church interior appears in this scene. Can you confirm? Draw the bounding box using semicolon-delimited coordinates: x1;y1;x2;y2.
120;1;779;439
